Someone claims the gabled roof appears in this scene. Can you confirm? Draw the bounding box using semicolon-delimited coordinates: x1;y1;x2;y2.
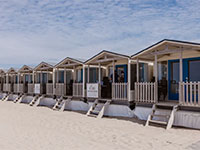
55;57;84;68
33;62;54;71
85;50;130;65
131;39;200;58
0;69;5;74
7;67;17;74
18;65;33;73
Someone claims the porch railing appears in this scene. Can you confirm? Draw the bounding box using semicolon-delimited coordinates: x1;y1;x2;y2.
28;83;34;94
135;82;158;103
3;84;7;92
4;84;12;92
73;83;83;97
112;83;128;100
55;83;66;96
46;83;53;95
179;82;200;107
13;84;18;93
13;84;24;93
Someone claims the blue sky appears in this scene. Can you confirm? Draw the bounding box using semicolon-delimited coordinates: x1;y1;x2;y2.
0;0;200;69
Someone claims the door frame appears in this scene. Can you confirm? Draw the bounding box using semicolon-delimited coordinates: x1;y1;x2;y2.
168;59;179;100
115;64;127;82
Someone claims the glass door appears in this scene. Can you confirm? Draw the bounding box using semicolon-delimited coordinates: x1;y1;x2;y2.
168;60;179;100
183;58;200;82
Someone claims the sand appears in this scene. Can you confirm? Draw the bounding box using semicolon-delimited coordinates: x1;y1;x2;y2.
0;101;199;150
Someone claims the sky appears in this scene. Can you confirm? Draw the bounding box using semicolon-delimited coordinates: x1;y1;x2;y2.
0;0;200;69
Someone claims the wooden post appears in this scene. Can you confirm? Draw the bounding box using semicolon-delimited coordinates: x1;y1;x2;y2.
6;73;8;84
83;65;85;97
154;54;158;82
180;49;183;82
112;60;115;83
53;68;56;94
136;58;139;82
18;73;20;93
98;63;101;83
64;69;66;84
73;66;76;82
56;69;59;83
128;58;131;101
179;49;183;103
40;71;43;83
154;53;158;102
32;71;35;84
87;65;90;83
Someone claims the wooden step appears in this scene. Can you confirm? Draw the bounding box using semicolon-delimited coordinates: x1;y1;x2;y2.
91;110;100;114
88;114;98;118
149;120;167;125
152;114;170;118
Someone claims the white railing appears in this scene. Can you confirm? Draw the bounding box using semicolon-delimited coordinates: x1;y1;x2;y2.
7;84;12;92
179;82;200;107
13;84;18;93
28;83;34;94
18;84;24;93
46;83;53;95
55;83;66;96
112;83;128;100
73;83;83;97
3;84;7;92
135;82;157;103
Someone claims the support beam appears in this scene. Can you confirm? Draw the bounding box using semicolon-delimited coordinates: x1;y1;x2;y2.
128;59;131;101
53;69;56;94
179;49;183;82
32;71;35;84
87;65;90;83
98;63;101;83
73;66;76;81
136;58;139;82
83;65;85;97
56;69;59;83
64;69;66;84
112;60;115;83
154;54;158;82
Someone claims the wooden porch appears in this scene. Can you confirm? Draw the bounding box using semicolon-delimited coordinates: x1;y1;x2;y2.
132;39;200;108
84;50;130;101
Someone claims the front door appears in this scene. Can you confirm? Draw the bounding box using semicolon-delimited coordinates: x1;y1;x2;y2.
168;60;179;100
183;57;200;82
115;64;127;82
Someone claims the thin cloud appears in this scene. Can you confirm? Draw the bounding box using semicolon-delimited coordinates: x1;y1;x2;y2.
0;0;200;69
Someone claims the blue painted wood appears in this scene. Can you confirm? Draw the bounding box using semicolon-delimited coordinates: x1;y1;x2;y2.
168;59;179;100
115;64;128;83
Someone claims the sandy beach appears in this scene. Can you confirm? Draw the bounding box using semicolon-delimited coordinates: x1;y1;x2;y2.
0;101;199;150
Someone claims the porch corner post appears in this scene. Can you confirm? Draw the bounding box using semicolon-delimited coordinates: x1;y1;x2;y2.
112;60;115;83
53;68;56;95
87;65;90;83
128;58;131;101
64;68;67;84
82;65;85;97
32;71;35;84
154;53;158;102
136;58;139;82
179;49;183;103
18;73;20;93
98;63;101;83
179;49;183;82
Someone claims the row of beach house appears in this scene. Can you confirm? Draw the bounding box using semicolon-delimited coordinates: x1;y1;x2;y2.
1;39;200;130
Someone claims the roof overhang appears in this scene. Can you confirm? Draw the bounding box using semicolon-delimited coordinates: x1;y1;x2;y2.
131;39;200;61
33;62;54;72
18;65;33;73
7;67;17;74
85;50;130;65
55;57;83;69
